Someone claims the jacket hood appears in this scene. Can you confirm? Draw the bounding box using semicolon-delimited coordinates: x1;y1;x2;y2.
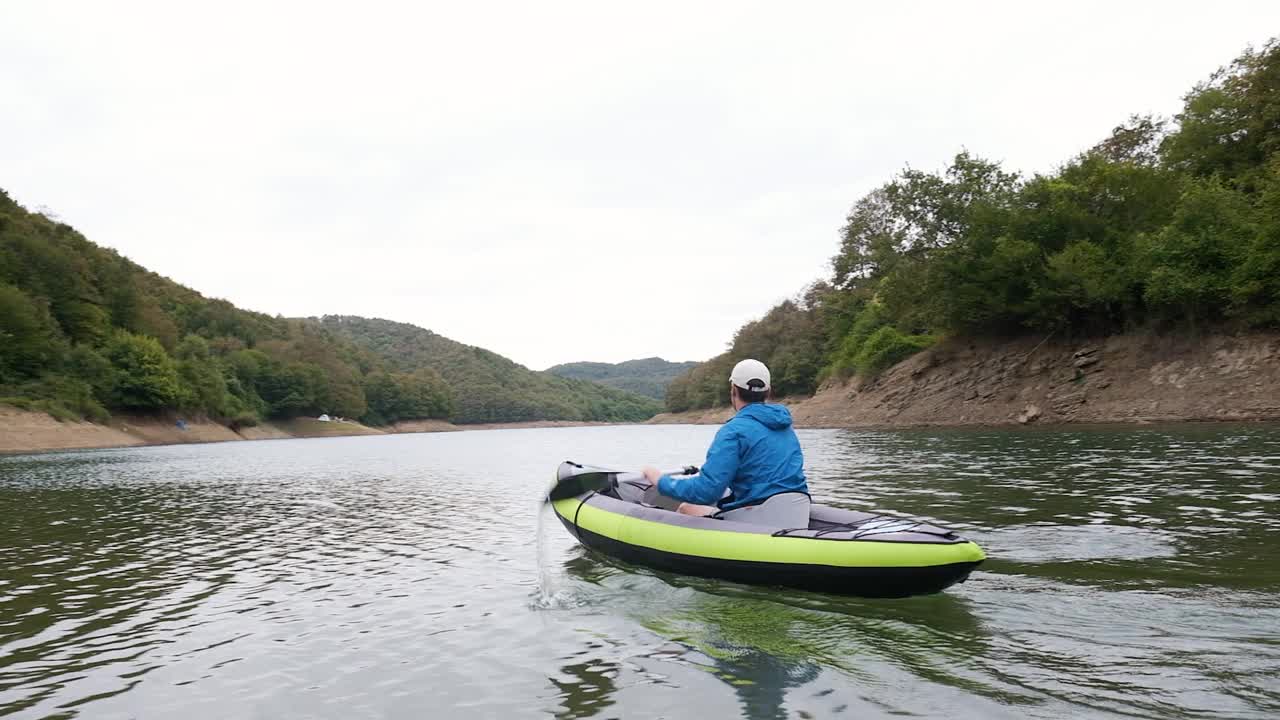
737;402;793;430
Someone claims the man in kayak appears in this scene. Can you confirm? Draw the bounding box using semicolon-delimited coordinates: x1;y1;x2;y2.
635;358;810;527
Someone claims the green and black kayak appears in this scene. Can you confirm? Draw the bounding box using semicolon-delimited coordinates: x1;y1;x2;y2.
549;461;985;599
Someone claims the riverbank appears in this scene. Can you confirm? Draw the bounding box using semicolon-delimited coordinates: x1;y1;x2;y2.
0;407;626;455
8;330;1277;453
651;331;1280;428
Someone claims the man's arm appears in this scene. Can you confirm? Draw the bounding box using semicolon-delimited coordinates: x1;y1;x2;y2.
657;426;739;505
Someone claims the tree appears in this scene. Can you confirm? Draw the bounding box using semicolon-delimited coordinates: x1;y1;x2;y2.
1093;114;1168;166
104;331;180;410
1230;161;1280;324
0;283;62;384
1162;39;1280;188
1139;179;1258;326
174;335;235;417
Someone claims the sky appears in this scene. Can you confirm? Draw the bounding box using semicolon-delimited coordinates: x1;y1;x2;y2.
3;2;1278;370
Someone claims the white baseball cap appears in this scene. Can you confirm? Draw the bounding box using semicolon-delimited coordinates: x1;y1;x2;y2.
729;358;771;392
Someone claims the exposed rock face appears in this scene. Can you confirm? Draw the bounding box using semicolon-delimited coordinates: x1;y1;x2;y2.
651;332;1280;428
1017;404;1042;424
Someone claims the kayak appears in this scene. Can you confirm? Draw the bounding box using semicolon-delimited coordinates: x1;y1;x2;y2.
549;461;985;598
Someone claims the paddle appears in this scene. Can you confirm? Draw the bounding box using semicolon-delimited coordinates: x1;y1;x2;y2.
545;461;699;503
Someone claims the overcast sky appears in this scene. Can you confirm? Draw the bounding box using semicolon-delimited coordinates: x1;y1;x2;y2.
3;2;1278;369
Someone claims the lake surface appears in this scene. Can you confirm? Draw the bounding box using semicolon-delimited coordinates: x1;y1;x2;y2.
1;424;1278;719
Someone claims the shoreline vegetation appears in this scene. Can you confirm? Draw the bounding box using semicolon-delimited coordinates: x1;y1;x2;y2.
664;40;1280;418
7;323;1278;455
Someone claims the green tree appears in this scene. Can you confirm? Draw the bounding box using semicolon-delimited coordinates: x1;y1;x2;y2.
256;361;326;418
1139;179;1258;326
104;330;180;410
1162;39;1280;187
0;283;62;384
174;335;236;417
1230;162;1280;324
66;344;114;403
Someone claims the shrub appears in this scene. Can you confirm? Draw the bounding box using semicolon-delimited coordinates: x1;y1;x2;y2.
226;410;259;430
853;326;936;376
3;375;111;423
826;303;889;379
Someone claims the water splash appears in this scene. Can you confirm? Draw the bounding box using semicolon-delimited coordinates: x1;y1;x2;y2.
534;499;568;608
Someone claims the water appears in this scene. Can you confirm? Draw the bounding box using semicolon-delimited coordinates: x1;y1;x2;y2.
1;424;1278;719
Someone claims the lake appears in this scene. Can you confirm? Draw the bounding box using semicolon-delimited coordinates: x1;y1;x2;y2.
1;424;1278;719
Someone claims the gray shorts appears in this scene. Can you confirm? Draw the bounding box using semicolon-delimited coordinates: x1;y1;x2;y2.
614;477;684;510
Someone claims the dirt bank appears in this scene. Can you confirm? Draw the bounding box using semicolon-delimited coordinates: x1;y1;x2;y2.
0;407;242;454
432;420;623;431
0;410;397;455
0;409;630;455
390;419;459;434
651;332;1280;428
269;418;387;438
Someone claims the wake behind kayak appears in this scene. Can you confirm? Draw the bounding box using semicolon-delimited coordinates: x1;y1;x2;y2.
549;461;985;599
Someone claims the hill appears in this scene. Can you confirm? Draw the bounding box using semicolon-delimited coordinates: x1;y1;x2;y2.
545;357;698;400
667;38;1280;413
314;316;661;424
0;193;657;427
1;191;419;427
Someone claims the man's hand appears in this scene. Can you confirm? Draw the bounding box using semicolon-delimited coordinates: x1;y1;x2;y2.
641;466;662;487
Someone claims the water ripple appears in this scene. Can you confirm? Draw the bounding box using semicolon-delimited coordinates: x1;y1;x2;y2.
1;423;1278;718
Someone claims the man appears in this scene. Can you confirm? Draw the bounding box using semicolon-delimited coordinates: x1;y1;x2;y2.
639;358;810;527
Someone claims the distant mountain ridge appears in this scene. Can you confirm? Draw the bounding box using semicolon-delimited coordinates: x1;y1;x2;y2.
316;316;662;424
546;357;699;400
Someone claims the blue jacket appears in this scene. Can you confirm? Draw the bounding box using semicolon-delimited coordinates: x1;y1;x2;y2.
658;403;807;511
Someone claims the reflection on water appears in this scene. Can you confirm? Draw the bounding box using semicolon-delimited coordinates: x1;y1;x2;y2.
560;552;1008;719
550;660;618;720
2;423;1280;719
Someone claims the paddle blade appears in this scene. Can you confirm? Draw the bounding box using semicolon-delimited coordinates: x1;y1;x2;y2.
546;472;614;502
546;461;617;503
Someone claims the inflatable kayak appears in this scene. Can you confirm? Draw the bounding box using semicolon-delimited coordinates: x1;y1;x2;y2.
549;461;985;598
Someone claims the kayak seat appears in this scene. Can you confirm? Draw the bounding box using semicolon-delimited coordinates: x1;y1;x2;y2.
714;492;811;529
611;478;810;529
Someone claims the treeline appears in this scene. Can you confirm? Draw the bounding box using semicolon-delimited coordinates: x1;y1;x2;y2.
0;187;661;428
317;316;662;424
0;192;452;426
546;357;699;400
668;40;1280;412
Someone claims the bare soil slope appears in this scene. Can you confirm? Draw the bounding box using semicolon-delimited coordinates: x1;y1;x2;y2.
0;408;238;453
651;332;1280;428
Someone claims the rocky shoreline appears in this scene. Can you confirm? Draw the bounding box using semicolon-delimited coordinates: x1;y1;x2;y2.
651;331;1280;428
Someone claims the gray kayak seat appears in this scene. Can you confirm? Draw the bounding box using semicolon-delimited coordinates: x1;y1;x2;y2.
611;476;811;529
715;492;811;529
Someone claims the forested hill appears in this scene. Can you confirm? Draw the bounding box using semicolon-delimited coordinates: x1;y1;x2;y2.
0;191;460;426
315;316;662;423
668;39;1280;413
546;358;698;400
0;193;658;426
